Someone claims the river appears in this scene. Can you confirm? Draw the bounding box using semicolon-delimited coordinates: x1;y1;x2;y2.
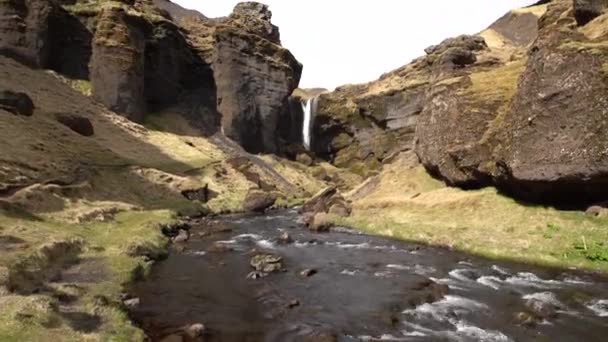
129;210;608;341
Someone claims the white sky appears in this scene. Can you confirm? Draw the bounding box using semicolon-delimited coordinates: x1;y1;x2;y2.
174;0;537;89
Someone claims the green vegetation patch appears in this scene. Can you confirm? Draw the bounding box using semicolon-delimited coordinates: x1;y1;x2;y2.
0;208;176;341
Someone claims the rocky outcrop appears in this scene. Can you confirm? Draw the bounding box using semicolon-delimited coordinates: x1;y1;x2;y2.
0;90;34;116
1;0;300;152
574;0;608;25
90;6;147;121
317;0;608;205
0;0;54;67
493;0;608;204
211;3;302;153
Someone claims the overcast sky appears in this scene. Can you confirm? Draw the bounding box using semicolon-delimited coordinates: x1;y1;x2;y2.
174;0;537;89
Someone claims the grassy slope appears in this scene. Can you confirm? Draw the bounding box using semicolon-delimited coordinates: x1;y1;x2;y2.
339;153;608;273
0;55;334;340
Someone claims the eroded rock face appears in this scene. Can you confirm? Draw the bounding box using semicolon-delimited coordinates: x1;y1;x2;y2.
574;0;608;25
494;0;608;204
1;0;300;153
212;4;302;153
0;0;53;67
90;6;146;122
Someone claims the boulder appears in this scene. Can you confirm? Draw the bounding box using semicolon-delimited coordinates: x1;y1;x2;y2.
242;190;277;212
573;0;608;26
301;186;337;214
0;90;34;116
55;113;94;136
494;0;608;204
309;212;333;232
250;253;282;273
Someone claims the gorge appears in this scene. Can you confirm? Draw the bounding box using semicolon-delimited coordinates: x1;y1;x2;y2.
0;0;607;341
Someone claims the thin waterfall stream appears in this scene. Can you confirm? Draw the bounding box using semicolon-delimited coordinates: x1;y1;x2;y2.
301;97;317;150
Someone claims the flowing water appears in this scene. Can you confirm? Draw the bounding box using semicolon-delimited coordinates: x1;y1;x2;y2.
301;98;315;150
129;210;608;341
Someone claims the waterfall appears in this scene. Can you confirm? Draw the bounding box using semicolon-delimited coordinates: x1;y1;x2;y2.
301;97;316;150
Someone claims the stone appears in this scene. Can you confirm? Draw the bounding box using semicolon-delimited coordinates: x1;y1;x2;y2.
0;90;34;116
250;253;283;273
493;0;608;205
242;190;277;212
296;153;314;166
309;213;333;232
574;0;608;26
299;268;317;277
277;232;293;244
55;113;94;136
301;186;337;214
172;229;189;243
586;205;608;217
407;277;449;307
328;202;351;218
287;299;300;308
184;323;206;338
123;297;140;308
514;311;538;327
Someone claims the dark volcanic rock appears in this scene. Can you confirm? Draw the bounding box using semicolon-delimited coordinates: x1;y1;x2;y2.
242;190;277;212
55;113;94;136
494;0;608;204
212;5;302;153
573;0;608;26
90;6;146;122
0;90;34;116
0;0;54;67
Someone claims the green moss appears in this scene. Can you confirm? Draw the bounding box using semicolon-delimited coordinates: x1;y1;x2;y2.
559;40;608;55
0;209;175;341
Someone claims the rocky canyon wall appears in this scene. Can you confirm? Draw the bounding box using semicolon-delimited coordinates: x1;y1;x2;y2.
0;0;301;152
313;0;608;205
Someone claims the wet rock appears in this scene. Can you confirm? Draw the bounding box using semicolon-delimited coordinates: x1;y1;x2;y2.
123;297;140;309
55;113;94;136
309;213;334;232
574;0;607;26
514;311;538;327
297;212;315;226
299;268;317;277
524;295;559;319
0;90;34;116
207;243;234;253
407;277;449;307
287;299;300;309
277;232;293;244
160;221;191;238
184;323;206;339
242;190;277;212
172;229;190;243
246;270;267;280
250;254;283;273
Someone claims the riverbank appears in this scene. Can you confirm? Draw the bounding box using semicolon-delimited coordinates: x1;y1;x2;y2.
337;153;608;274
